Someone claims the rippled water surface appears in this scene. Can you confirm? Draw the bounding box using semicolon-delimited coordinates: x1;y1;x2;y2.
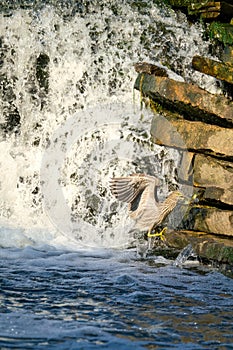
1;246;233;349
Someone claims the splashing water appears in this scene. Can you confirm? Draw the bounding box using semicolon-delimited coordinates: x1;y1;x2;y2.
173;244;198;267
0;1;219;249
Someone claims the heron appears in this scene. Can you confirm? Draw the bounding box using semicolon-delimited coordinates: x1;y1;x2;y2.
110;173;187;242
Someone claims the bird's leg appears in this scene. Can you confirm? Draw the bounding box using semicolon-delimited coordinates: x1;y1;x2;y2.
147;227;167;241
136;232;150;258
147;235;152;251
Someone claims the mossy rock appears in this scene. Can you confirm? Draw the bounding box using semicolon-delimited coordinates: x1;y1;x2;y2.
209;22;233;45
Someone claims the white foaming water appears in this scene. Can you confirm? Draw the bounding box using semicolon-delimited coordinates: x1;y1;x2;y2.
0;1;219;249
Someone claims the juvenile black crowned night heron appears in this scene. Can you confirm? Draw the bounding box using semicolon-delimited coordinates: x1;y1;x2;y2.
110;173;186;241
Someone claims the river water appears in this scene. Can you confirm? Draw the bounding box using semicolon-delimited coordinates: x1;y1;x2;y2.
0;1;232;349
1;247;233;349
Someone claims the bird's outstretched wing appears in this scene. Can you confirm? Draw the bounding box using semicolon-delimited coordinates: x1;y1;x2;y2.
110;173;160;204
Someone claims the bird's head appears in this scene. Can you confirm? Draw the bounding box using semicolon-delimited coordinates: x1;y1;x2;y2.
166;191;186;206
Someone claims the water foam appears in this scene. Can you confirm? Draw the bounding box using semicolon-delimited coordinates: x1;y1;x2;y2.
0;2;219;248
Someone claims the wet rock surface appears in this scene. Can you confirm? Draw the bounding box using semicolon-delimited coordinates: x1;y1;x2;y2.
167;1;233;22
134;72;233;264
193;154;233;192
151;114;233;159
133;1;233;267
134;73;233;127
183;206;233;236
192;55;233;84
162;229;233;276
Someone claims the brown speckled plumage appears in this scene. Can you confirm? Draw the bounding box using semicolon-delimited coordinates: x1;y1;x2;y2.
110;173;184;234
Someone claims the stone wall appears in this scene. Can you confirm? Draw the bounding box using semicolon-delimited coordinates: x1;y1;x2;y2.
134;70;233;238
133;1;233;269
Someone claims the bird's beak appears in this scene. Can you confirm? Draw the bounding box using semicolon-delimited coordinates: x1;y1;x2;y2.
180;193;199;205
184;193;199;205
190;193;199;204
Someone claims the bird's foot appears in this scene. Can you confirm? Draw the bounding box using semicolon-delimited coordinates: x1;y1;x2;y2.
147;227;167;241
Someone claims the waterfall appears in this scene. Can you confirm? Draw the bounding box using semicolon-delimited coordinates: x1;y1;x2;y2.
0;1;218;249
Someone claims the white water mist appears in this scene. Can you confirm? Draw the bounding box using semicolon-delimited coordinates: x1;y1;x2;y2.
0;1;219;248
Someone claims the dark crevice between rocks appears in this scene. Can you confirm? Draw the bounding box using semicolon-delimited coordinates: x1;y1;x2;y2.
150;137;233;162
146;91;233;129
191;149;233;162
185;147;233;162
196;198;233;211
191;186;232;209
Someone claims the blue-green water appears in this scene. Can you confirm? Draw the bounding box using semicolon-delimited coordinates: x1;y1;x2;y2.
1;246;233;349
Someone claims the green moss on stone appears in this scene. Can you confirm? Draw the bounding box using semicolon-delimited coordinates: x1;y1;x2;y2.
199;242;233;264
209;22;233;46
